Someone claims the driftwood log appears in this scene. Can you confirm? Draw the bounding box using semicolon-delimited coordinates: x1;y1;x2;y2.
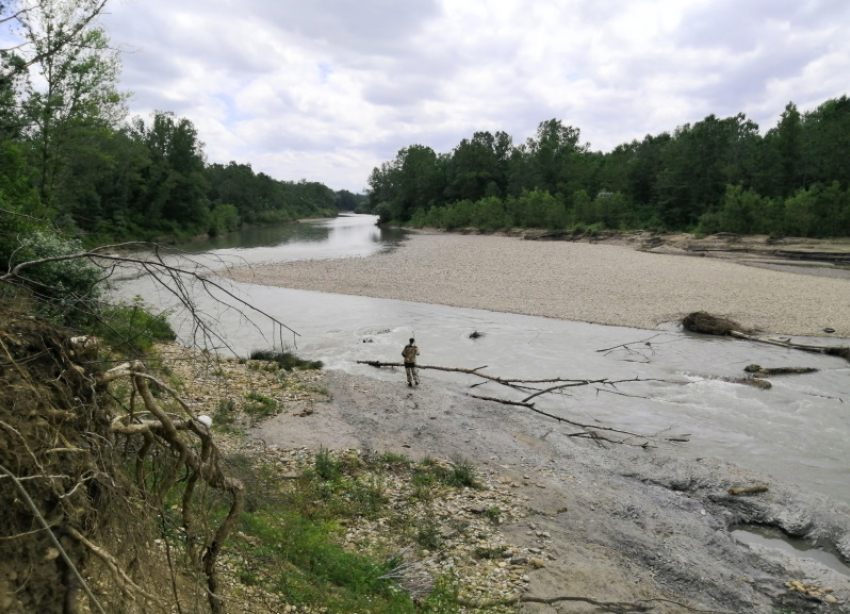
682;312;850;361
744;364;819;377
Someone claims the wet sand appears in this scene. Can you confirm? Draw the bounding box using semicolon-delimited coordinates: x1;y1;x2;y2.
226;232;850;337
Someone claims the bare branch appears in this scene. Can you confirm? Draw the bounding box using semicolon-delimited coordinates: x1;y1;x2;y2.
1;242;300;356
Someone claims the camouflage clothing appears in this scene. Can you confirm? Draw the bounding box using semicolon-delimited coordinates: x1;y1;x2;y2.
402;342;419;385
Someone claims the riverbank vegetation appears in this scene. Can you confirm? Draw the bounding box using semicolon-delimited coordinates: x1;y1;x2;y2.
365;97;850;237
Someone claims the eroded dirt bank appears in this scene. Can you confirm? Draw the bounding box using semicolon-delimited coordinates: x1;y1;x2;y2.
256;370;850;614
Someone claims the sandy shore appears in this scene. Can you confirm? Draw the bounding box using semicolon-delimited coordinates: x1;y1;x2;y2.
226;232;850;337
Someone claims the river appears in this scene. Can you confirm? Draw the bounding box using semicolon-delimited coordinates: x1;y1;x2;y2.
112;214;850;506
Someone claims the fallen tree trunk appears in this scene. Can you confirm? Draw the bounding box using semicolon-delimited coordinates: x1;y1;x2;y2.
743;364;819;377
729;330;850;360
682;312;850;362
359;360;686;447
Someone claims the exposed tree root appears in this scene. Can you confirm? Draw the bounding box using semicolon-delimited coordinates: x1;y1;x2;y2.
68;528;166;610
0;464;106;614
100;361;244;614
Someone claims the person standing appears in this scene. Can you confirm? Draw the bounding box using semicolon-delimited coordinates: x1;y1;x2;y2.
402;338;420;387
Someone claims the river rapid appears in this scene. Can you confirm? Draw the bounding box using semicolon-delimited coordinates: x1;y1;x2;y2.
112;215;850;506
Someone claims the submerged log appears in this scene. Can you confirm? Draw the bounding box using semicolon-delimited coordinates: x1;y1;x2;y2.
744;364;819;377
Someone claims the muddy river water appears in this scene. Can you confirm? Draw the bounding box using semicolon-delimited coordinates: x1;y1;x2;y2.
113;215;850;506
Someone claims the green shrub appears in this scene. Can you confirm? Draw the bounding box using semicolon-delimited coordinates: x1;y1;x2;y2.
7;230;102;324
244;391;278;420
314;446;342;481
95;297;175;355
249;348;323;371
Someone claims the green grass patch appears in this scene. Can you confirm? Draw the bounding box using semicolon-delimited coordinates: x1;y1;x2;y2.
216;448;496;614
244;391;278;420
419;458;480;489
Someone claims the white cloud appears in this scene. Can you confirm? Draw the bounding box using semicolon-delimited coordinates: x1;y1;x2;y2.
99;0;850;191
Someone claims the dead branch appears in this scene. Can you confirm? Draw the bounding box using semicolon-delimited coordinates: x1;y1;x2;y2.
522;379;608;402
682;312;850;361
365;359;683;447
464;393;666;447
1;242;300;357
596;334;664;353
465;392;534;406
730;330;850;361
358;359;485;374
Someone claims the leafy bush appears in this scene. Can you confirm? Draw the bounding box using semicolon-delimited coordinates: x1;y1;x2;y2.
5;230;102;325
95;297;175;355
208;202;240;236
249;349;323;371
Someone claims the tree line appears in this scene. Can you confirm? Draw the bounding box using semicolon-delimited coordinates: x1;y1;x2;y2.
365;97;850;237
0;0;356;269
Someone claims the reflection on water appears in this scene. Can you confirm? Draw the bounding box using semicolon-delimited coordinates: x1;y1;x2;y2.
112;216;850;506
174;214;407;267
178;220;333;251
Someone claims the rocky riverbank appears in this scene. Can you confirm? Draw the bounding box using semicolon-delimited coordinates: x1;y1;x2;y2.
164;344;850;614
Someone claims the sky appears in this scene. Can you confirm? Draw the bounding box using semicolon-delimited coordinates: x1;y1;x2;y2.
94;0;850;192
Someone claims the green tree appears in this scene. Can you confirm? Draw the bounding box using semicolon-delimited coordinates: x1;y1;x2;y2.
19;6;126;209
801;96;850;189
131;112;209;232
445;131;512;202
1;0;111;82
656;114;759;228
526;119;588;196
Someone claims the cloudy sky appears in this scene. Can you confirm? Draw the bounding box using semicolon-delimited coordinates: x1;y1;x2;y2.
99;0;850;192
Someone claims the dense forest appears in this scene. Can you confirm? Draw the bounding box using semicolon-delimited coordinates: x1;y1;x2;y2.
365;97;850;237
0;0;359;271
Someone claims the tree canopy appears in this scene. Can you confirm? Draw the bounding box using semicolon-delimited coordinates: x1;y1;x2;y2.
366;99;850;238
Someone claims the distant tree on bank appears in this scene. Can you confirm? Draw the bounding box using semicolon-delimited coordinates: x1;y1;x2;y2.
365;96;850;238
